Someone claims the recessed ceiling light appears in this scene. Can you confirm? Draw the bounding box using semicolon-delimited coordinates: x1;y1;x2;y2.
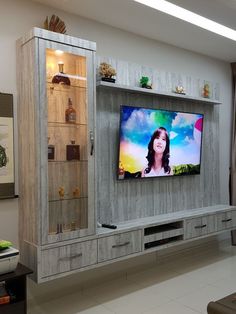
134;0;236;41
55;50;64;55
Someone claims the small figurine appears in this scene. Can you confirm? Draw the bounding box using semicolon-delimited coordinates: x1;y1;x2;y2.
140;76;152;89
175;86;185;94
73;187;80;198
118;161;125;179
58;187;65;198
203;83;210;98
99;62;116;83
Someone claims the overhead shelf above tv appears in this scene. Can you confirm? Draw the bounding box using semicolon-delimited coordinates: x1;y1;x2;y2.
96;81;221;105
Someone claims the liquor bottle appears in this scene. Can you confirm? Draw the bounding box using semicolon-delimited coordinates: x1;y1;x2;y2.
66;140;80;161
48;137;55;160
52;62;70;86
65;98;76;124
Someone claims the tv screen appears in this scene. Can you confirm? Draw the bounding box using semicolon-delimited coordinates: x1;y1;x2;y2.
118;105;204;179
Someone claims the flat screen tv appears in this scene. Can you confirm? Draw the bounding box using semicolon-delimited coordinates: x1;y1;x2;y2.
118;105;204;180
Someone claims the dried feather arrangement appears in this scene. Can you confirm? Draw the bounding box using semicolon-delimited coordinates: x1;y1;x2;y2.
44;15;66;34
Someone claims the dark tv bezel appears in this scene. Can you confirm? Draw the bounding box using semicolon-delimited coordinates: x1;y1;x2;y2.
117;104;204;180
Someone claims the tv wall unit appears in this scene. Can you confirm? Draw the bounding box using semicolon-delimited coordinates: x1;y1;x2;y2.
17;29;235;283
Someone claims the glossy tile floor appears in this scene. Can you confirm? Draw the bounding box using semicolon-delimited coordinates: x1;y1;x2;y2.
29;241;236;314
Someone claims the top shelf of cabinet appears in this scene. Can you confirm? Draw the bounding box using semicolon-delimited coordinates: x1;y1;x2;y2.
97;81;221;105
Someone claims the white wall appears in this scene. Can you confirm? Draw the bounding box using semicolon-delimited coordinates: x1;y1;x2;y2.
0;0;232;301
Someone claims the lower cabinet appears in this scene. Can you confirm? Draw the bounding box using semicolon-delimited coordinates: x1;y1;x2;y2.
25;206;236;282
41;239;97;278
216;211;236;231
185;215;217;239
98;230;141;263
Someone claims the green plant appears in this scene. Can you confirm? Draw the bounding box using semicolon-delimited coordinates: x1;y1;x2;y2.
140;76;149;86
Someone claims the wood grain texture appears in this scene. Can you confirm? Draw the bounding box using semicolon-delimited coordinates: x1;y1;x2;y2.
98;230;141;262
96;56;221;101
17;38;40;245
185;214;217;239
144;228;184;244
20;27;96;51
41;239;97;278
97;81;221;105
96;57;220;224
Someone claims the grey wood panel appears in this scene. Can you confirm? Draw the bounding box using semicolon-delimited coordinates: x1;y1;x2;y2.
185;214;217;239
41;239;97;278
20;27;96;51
96;56;221;224
97;81;221;105
144;228;184;244
216;211;234;231
97;88;220;223
98;230;141;262
96;56;221;101
17;38;40;245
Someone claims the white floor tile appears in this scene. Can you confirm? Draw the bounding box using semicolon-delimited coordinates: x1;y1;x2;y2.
83;278;142;303
143;272;206;299
143;300;202;314
28;291;114;314
102;286;171;314
176;284;235;313
127;264;179;287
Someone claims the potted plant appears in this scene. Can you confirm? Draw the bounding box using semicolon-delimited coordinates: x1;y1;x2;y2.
99;62;116;83
140;76;152;89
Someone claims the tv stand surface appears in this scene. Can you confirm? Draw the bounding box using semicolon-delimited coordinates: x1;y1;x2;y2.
34;204;236;282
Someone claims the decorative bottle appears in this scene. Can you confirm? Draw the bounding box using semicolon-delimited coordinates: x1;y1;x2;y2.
66;140;80;161
65;98;76;124
52;62;71;86
47;137;55;160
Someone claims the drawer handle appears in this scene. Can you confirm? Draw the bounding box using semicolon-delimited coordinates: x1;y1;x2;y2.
112;241;130;248
195;224;207;229
59;253;82;262
222;219;232;222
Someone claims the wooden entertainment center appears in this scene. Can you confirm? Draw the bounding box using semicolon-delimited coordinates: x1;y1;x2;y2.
17;28;236;283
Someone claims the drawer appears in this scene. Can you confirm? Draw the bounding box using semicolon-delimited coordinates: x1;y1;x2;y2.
216;211;234;231
41;239;97;277
98;230;141;263
185;215;217;239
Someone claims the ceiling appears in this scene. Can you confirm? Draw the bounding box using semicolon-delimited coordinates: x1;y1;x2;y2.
32;0;236;62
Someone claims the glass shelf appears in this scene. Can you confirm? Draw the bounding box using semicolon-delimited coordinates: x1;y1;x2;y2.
48;160;88;163
48;121;87;127
47;82;87;91
49;196;88;202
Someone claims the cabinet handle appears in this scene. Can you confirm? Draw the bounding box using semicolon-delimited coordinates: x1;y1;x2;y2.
222;219;232;222
59;253;82;262
90;131;94;156
112;241;130;248
194;224;207;229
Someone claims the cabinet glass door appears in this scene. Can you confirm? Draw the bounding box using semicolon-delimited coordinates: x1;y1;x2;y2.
40;42;95;244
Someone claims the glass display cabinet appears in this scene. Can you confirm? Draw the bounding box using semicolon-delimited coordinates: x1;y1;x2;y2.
44;45;94;243
17;28;96;281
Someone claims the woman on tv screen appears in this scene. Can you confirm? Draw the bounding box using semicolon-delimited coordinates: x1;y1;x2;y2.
141;127;172;177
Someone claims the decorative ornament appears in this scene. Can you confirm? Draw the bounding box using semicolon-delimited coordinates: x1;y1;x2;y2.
58;187;65;198
139;76;152;89
99;62;116;83
175;86;185;94
44;15;66;34
203;83;210;98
